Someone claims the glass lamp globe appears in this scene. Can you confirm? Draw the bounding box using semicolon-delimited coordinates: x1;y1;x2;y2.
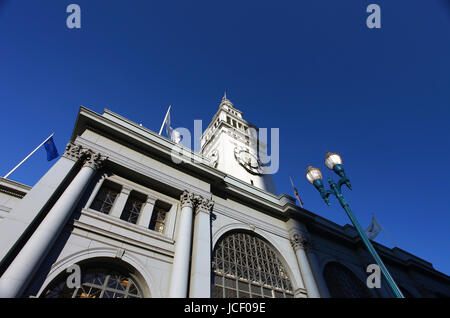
306;166;323;184
324;152;343;170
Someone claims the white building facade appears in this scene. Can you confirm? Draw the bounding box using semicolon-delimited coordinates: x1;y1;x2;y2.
0;97;448;298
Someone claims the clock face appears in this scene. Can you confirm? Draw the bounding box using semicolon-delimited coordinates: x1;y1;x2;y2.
234;147;262;174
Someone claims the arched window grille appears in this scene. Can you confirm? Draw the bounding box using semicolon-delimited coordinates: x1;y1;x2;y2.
212;232;294;298
42;266;143;298
323;262;372;298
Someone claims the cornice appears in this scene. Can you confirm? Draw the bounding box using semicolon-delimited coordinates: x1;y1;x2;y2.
0;177;31;198
69;106;450;282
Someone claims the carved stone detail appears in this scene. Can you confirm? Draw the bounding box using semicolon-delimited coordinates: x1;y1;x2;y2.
62;142;84;162
83;151;107;170
290;232;309;251
180;190;195;209
195;196;214;216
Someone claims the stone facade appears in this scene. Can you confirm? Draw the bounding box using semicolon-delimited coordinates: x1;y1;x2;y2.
0;101;448;298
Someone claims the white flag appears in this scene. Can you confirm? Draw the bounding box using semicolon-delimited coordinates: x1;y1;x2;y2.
365;215;382;240
164;110;181;144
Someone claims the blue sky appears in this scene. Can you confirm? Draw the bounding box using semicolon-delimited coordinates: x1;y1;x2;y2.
1;1;449;276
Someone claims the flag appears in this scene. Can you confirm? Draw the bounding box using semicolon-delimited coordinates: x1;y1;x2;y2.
164;109;181;144
365;215;382;240
289;176;304;208
44;136;59;161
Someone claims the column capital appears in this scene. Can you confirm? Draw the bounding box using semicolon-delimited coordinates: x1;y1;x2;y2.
194;196;214;216
83;151;108;170
62;142;85;162
180;190;195;209
289;231;310;251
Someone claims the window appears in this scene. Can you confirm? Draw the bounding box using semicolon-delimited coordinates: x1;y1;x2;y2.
90;182;120;214
120;192;145;224
42;267;142;298
227;117;231;124
212;232;294;298
323;262;372;298
149;200;171;233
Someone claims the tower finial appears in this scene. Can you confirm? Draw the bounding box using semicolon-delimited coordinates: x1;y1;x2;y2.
222;91;227;101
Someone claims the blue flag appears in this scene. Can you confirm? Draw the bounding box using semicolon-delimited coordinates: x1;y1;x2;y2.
44;136;59;161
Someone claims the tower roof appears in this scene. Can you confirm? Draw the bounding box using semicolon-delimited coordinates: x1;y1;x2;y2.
220;91;234;109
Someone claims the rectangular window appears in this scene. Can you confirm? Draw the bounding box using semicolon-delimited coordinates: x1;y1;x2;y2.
120;193;144;224
149;200;171;233
90;183;120;214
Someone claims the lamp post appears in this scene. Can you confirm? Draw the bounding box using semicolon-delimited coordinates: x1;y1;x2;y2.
306;152;404;298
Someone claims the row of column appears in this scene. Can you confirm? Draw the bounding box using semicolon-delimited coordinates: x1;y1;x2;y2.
0;143;107;298
168;191;214;298
0;142;327;298
168;190;329;298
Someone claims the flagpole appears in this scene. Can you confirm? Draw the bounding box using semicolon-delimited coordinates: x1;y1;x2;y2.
3;132;55;179
289;175;304;208
379;221;398;248
158;105;171;135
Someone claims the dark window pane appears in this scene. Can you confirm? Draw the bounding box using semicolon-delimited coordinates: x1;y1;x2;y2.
90;185;119;214
149;202;171;233
120;195;144;224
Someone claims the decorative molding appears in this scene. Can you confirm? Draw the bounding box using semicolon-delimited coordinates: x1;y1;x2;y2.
0;205;11;213
83;151;108;170
62;142;85;162
180;190;195;209
195;196;214;216
290;232;310;251
115;248;126;259
212;203;290;240
73;208;175;257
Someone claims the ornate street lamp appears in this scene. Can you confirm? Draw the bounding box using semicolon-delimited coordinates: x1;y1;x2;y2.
306;152;404;298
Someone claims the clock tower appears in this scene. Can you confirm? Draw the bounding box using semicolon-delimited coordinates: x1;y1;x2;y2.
201;94;277;194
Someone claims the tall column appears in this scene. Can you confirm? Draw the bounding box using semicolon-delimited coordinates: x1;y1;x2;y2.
289;231;321;298
137;196;156;228
0;142;83;264
109;185;132;219
0;150;107;298
84;173;108;209
304;242;331;298
189;196;214;298
168;191;195;298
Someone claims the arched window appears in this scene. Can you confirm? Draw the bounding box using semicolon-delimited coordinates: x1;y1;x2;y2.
42;264;143;298
212;231;294;298
323;262;372;298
